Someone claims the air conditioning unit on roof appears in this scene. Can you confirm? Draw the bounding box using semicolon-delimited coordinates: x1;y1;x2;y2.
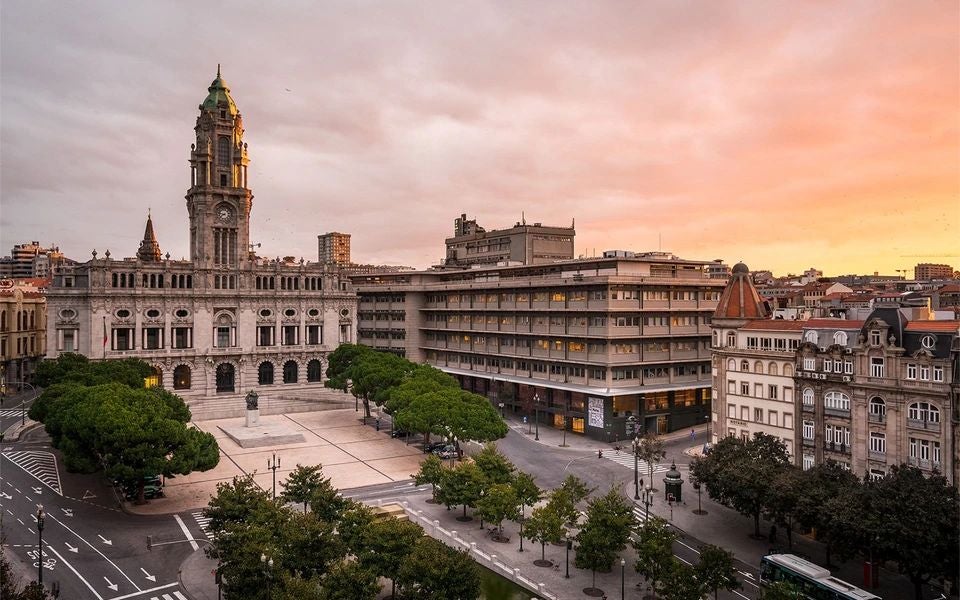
844;348;852;354
819;346;827;352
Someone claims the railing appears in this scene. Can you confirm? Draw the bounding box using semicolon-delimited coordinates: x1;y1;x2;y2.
907;419;941;432
824;407;851;418
868;412;885;423
867;450;886;461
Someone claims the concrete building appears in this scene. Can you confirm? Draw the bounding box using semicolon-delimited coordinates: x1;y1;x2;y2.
915;263;955;281
0;242;68;279
45;70;356;408
0;278;48;391
352;254;725;441
443;214;575;267
318;232;351;267
707;260;731;280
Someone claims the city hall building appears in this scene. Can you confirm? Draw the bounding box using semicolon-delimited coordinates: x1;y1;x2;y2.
45;70;357;410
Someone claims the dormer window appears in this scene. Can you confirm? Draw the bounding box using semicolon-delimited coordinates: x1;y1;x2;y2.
870;330;881;346
804;330;819;344
833;331;847;346
920;335;936;349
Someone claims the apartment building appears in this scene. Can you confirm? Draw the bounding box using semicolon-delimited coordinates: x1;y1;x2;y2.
318;232;351;266
0;278;48;391
914;263;954;281
443;214;575;267
352;254;725;441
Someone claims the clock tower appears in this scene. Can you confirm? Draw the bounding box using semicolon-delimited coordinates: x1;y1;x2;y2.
186;66;253;268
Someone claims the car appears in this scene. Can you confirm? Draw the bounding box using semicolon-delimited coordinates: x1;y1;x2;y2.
390;429;408;439
424;441;449;453
431;444;457;459
124;484;164;501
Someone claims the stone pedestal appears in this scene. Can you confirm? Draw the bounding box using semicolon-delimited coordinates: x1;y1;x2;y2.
246;408;260;428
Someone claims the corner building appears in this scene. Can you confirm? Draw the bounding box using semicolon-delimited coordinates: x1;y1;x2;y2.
45;71;356;410
352;255;724;441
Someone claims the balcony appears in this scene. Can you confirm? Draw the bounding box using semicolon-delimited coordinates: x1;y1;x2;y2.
823;441;849;454
824;407;851;418
801;402;815;413
907;419;941;432
867;450;886;461
868;412;886;424
802;437;815;447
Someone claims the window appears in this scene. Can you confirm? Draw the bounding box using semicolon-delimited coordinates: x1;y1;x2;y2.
172;327;192;349
283;361;298;384
869;432;886;454
754;383;763;398
257;326;275;346
870;330;881;346
727;380;736;393
727;359;736;371
804;330;819;344
823;360;832;373
869;397;886;418
741;360;750;372
869;469;885;482
906;364;917;379
910;438;931;462
802;388;814;406
283;325;298;346
173;365;191;390
768;385;778;400
113;328;134;351
919;365;930;381
767;362;778;376
216;326;231;348
307;360;322;382
802;421;814;440
306;325;322;345
741;406;749;421
933;365;944;382
870;357;885;377
803;357;815;371
61;329;77;352
844;361;853;375
726;332;736;347
740;382;749;396
143;327;163;350
833;331;848;346
824;391;850;411
802;454;815;470
258;362;275;385
767;410;778;426
825;425;851;447
908;402;940;423
783;413;793;429
727;404;736;418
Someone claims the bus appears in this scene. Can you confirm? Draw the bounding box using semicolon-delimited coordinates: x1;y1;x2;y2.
759;554;881;600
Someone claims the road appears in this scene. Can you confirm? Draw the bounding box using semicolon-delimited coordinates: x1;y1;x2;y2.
1;428;200;600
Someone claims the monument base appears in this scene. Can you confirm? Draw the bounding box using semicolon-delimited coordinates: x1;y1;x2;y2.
246;408;260;427
220;420;306;449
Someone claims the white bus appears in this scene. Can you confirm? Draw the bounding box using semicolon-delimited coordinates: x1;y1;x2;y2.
759;554;881;600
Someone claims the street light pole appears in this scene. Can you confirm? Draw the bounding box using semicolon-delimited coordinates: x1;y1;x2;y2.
632;436;640;500
260;553;273;597
565;538;571;578
268;453;281;500
19;381;36;426
36;504;45;585
518;520;524;552
534;393;540;441
642;486;653;522
620;557;626;600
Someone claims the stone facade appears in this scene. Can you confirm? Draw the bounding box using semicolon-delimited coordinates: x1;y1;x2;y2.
0;279;47;390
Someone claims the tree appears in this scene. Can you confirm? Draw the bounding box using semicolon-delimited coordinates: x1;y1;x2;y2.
575;488;634;592
413;454;445;501
356;518;423;598
760;580;802;600
384;365;458;416
633;516;677;599
336;501;375;554
475;483;520;538
548;474;593;532
472;443;515;485
318;562;380;600
274;573;324;600
765;467;804;550
0;546;55;600
436;461;485;519
396;536;481;600
793;461;858;566
277;512;347;581
695;544;741;600
690;433;789;538
307;478;349;524
635;432;666;488
281;464;330;513
395;388;507;449
656;560;704;600
522;503;565;563
511;471;542;521
205;474;277;533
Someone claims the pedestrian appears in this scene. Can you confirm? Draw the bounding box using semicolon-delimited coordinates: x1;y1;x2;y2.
598;448;603;459
615;445;620;455
690;428;696;441
376;418;381;431
769;524;778;544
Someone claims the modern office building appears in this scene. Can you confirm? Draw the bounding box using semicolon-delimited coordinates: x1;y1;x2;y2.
443;213;575;267
45;70;357;406
318;232;352;267
352;253;724;441
915;263;955;281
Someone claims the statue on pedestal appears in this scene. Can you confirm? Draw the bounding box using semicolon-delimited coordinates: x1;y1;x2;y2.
245;390;259;410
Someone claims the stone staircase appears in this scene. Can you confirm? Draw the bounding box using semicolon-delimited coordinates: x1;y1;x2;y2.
187;387;355;421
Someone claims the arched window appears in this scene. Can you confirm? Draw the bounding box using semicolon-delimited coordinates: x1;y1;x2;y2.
824;391;850;411
833;331;848;346
802;388;814;406
216;363;235;393
804;330;819;344
144;366;162;389
783;363;794;377
218;136;230;166
0;310;5;331
908;402;940;423
740;360;750;372
307;359;322;382
754;361;763;373
258;362;274;385
283;361;298;384
727;359;736;371
726;332;736;347
173;365;191;390
869;397;885;417
768;362;778;376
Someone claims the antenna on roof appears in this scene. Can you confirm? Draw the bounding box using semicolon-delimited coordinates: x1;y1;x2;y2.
217;63;221;77
522;211;526;226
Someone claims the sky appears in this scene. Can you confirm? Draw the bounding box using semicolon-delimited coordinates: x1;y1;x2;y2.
1;1;957;276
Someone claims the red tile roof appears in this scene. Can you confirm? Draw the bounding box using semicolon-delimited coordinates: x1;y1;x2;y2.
803;319;866;329
715;272;770;320
937;284;960;293
904;321;960;332
741;320;806;331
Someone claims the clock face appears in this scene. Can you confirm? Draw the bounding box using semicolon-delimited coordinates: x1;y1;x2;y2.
217;207;231;222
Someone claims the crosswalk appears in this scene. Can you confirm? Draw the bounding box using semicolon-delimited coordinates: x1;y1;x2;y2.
0;409;26;418
1;451;62;495
192;511;214;540
146;592;187;600
603;451;669;475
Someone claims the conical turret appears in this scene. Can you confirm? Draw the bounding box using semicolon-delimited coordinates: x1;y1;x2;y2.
137;211;162;262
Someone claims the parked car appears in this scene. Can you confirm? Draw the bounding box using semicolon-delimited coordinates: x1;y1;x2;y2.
431;445;457;459
390;429;408;439
424;441;449;453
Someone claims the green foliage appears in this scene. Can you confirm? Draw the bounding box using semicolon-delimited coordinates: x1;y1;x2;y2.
635;432;666;483
436;461;485;518
318;562;380;600
511;471;542;519
473;443;515;485
764;467;804;549
277;512;347;580
0;546;55;599
205;474;278;534
690;432;789;537
324;343;374;390
281;464;329;512
548;474;593;530
34;354;152;389
413;454;445;500
396;536;481;600
574;488;633;580
522;502;565;561
356;518;423;597
385;365;459;415
336;501;375;554
475;483;520;534
274;573;325;600
307;478;349;524
633;516;677;595
656;560;704;600
760;580;802;600
695;544;741;600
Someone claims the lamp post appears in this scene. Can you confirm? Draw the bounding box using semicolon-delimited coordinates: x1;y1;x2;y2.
705;413;711;447
498;402;505;418
268;453;281;500
18;381;36;426
518;519;524;552
346;379;356;412
260;553;274;597
565;538;571;578
559;412;568;447
620;557;626;600
533;393;541;441
36;504;45;585
692;480;707;516
641;486;654;522
632;435;640;500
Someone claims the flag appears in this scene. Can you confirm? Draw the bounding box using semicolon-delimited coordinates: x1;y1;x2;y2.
102;316;108;349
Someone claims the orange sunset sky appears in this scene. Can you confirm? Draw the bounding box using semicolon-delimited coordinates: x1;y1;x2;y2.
1;1;957;275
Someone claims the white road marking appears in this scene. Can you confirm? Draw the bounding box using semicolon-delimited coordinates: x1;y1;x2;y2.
47;514;141;591
140;567;156;582
173;514;199;551
2;452;63;495
191;511;214;540
107;581;178;600
104;576;119;591
676;540;701;555
61;507;73;517
65;541;78;553
44;543;104;600
98;534;113;545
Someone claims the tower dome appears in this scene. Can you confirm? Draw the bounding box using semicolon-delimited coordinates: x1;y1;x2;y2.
714;262;769;320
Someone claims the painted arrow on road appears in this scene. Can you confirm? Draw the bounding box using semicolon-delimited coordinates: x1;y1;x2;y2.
103;576;118;591
97;534;113;546
140;567;156;582
64;542;78;553
32;487;42;495
60;508;73;517
0;492;11;499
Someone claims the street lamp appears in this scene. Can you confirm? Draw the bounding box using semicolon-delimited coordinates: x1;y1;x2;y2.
641;486;654;522
260;553;274;597
498;402;505;418
36;504;45;585
692;479;707;516
620;557;626;600
533;393;541;441
565;538;572;578
632;435;641;500
705;413;711;447
18;381;36;426
268;453;281;500
346;378;356;412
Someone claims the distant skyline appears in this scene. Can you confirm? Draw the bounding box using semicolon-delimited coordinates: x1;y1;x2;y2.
1;1;957;276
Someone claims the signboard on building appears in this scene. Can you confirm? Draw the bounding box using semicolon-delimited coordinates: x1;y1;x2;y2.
587;397;604;428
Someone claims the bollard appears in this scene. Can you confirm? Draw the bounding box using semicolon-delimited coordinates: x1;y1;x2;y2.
451;530;457;540
514;568;521;580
